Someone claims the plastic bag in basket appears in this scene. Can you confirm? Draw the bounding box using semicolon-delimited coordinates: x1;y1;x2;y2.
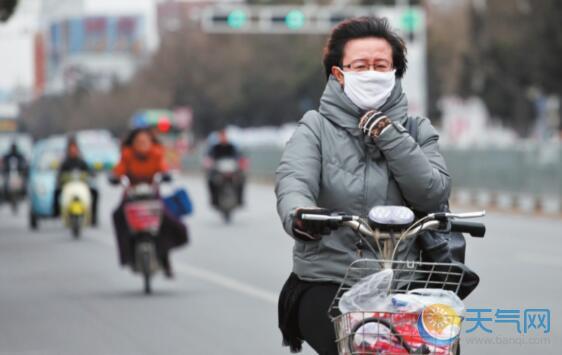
339;269;393;315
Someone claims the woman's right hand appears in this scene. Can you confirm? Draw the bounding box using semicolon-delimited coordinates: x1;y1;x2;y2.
292;207;333;241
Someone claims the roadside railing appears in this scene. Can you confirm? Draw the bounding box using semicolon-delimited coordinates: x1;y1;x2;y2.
184;142;562;215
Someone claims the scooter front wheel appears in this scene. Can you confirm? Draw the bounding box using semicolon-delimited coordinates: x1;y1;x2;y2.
10;198;18;215
141;250;152;294
222;210;232;224
71;216;82;239
29;210;38;230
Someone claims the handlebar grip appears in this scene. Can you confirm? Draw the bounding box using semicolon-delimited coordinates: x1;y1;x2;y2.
160;173;173;183
450;221;486;238
301;214;339;222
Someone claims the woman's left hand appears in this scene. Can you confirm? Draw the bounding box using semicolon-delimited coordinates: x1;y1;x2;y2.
359;110;392;139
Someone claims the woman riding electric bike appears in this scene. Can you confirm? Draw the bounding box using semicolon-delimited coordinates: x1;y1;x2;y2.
110;128;188;280
275;17;480;355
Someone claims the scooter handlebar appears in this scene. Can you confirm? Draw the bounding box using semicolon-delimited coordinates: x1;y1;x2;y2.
301;210;486;239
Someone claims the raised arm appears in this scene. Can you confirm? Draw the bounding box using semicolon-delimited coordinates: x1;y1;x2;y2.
374;117;451;212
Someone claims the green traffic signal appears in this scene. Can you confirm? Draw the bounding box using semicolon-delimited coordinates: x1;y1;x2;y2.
285;9;305;30
401;8;421;32
227;10;247;29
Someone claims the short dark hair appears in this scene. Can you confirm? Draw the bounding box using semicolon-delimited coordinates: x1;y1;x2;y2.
322;17;408;79
66;135;78;150
122;128;160;148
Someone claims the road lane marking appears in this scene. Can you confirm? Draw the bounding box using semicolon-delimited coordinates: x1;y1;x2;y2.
174;263;278;304
95;232;278;304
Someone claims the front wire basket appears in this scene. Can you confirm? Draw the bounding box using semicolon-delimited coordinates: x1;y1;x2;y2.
330;259;465;355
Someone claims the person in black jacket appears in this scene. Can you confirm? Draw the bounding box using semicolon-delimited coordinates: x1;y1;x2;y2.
54;138;99;225
206;130;245;207
2;142;28;199
2;142;27;174
207;130;240;161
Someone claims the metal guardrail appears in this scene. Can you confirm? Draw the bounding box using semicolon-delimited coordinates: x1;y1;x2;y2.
182;145;283;177
442;144;562;197
184;143;562;214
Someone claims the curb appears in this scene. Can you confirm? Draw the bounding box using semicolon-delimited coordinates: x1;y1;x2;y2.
451;189;562;218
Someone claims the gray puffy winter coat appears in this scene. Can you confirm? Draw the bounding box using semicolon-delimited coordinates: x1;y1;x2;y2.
275;76;451;284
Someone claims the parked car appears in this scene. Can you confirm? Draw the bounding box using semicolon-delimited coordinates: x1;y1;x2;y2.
28;138;64;229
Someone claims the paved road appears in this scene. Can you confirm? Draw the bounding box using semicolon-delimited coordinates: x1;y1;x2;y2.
0;175;560;355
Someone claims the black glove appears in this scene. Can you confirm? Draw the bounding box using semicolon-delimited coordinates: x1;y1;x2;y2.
108;174;121;185
160;172;172;183
292;207;334;241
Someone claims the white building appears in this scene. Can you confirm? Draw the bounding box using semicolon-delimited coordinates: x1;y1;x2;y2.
0;0;40;101
37;0;159;94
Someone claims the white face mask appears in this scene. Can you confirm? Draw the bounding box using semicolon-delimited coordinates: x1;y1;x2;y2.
340;69;396;111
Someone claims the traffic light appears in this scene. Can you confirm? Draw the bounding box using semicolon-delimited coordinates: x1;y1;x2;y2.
203;8;251;32
400;8;422;41
203;7;312;33
201;5;425;38
268;8;313;32
226;9;248;29
206;10;249;30
279;9;306;30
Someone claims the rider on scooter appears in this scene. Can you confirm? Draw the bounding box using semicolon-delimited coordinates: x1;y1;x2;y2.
54;138;99;225
110;128;188;278
205;129;245;207
2;142;28;197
